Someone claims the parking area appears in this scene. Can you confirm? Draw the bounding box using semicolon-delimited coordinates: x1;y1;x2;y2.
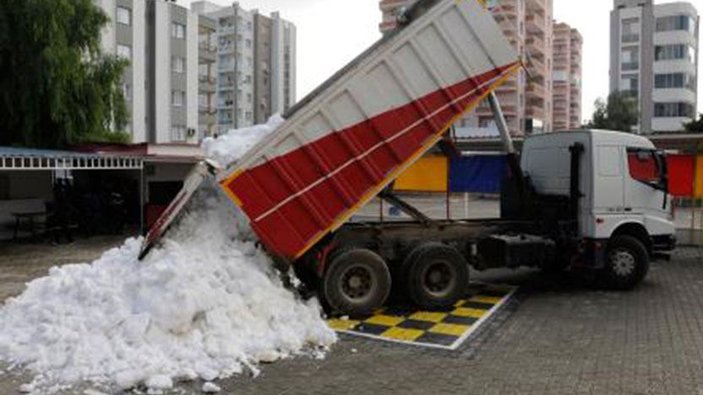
1;238;703;394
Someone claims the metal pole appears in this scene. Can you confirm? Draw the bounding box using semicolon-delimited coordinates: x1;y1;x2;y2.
139;164;145;235
487;92;515;154
692;145;698;234
464;192;469;219
446;189;450;220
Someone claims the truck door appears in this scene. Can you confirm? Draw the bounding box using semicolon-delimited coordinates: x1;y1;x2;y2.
623;148;670;235
594;145;626;214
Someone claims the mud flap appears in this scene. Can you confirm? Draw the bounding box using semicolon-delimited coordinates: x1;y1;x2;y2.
138;160;220;260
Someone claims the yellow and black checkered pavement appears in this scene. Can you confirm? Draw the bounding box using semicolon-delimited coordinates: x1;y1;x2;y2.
327;283;516;350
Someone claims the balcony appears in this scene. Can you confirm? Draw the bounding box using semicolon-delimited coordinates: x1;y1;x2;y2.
218;62;235;72
526;13;546;35
526;82;546;99
218;44;234;54
218;26;235;35
526;0;547;15
526;56;546;76
525;104;545;120
198;42;217;53
526;35;546;52
493;3;517;21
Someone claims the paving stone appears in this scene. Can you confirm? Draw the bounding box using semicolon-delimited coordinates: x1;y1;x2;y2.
2;243;703;394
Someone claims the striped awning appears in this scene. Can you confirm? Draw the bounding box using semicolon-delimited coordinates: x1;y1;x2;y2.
0;147;143;170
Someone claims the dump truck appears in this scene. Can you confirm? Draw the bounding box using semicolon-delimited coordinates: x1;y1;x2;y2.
140;0;676;316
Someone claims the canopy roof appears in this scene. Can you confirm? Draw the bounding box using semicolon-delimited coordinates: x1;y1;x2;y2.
0;146;143;171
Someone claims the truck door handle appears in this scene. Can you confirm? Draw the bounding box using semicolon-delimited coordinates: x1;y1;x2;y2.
624;207;632;212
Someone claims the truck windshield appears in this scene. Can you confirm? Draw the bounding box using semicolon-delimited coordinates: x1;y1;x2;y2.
626;148;666;191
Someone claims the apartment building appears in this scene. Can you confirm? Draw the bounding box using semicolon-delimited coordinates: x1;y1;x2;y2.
552;22;583;130
569;29;583;128
146;0;200;144
95;0;147;143
198;16;218;138
192;2;297;134
379;0;554;136
95;0;200;144
610;0;699;133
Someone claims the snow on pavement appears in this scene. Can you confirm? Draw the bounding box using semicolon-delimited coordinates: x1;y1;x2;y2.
0;116;336;393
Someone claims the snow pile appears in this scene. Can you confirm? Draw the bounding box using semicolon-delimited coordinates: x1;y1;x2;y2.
0;117;336;393
202;114;284;167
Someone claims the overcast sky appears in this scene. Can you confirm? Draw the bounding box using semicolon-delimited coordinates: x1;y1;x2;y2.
181;0;703;122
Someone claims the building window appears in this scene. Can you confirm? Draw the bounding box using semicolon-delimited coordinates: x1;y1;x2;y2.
655;73;696;90
654;102;695;118
117;44;131;60
116;6;131;26
171;23;186;39
620;46;639;71
656;15;695;34
199;93;208;108
171;90;185;107
627;149;662;185
245;39;252;49
621;18;640;43
122;83;132;100
172;56;185;73
655;44;696;62
171;125;187;141
620;74;639;95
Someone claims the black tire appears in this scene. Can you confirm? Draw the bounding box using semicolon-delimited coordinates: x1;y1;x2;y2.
404;243;469;310
322;248;391;316
602;235;649;290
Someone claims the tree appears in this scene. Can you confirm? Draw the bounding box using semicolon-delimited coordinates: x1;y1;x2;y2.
0;0;129;148
684;114;703;133
586;91;639;133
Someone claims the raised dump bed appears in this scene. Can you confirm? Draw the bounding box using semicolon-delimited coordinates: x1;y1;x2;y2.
216;0;519;261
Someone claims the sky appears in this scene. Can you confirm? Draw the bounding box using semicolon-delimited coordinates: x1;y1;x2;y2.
181;0;703;122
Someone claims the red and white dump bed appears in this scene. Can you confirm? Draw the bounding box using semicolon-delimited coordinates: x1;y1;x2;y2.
141;0;519;261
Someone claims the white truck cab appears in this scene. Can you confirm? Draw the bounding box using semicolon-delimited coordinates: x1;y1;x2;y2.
520;130;676;287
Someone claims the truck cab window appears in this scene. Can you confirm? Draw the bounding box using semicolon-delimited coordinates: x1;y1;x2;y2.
627;148;665;189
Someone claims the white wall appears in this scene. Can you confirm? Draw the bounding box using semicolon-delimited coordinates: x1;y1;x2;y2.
154;1;171;143
132;0;147;143
187;11;199;142
98;0;116;53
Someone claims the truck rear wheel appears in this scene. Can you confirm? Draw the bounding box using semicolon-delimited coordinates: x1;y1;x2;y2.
602;235;649;289
322;248;391;316
404;243;469;310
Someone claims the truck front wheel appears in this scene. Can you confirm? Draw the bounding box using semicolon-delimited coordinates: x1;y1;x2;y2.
404;243;469;310
322;248;391;316
602;235;649;289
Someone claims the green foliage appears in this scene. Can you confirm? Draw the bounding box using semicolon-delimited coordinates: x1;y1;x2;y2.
0;0;130;148
684;114;703;133
586;91;640;133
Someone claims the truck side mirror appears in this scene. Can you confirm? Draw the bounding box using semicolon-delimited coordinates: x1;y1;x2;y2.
656;151;668;210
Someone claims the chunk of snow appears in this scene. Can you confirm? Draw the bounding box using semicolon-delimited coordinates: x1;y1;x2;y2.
202;114;284;167
0;119;336;393
145;375;173;390
202;382;221;393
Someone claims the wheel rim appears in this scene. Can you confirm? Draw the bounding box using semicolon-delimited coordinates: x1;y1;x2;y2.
420;260;456;298
609;248;636;277
340;264;374;302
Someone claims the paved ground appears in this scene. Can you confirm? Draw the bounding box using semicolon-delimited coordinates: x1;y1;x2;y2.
210;248;703;395
1;236;703;394
0;236;127;301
